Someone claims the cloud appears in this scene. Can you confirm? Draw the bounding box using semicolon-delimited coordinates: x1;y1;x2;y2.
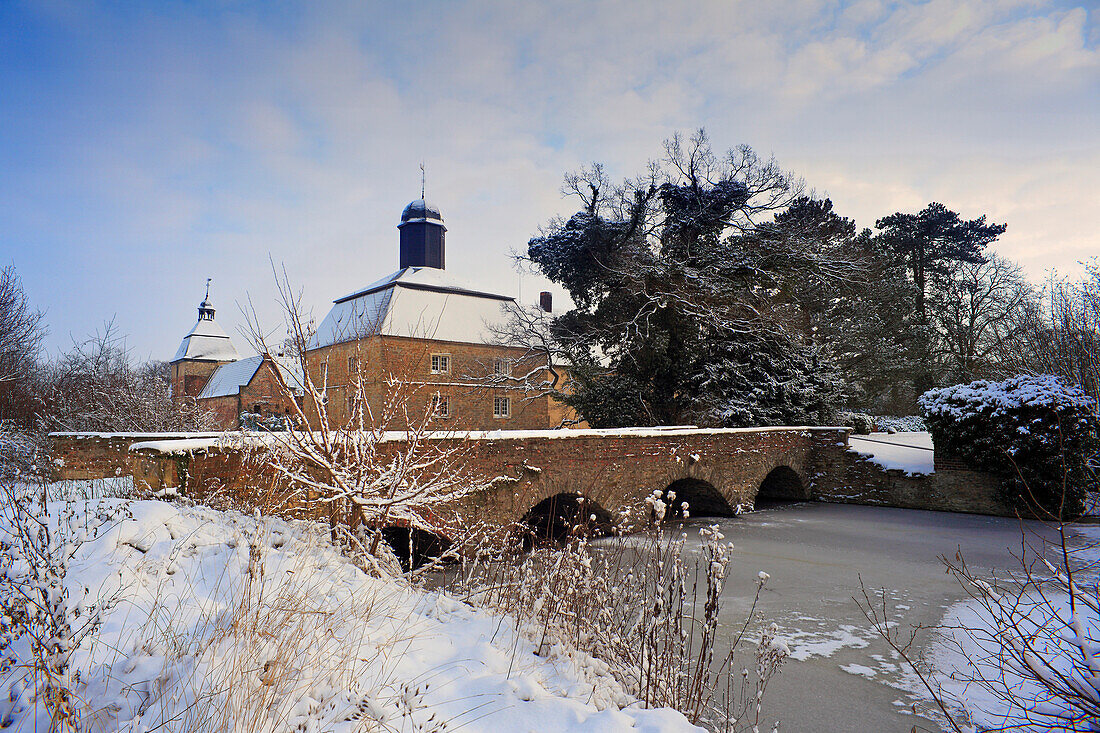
1;0;1096;358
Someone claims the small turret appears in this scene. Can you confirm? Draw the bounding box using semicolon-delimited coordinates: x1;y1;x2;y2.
170;279;241;399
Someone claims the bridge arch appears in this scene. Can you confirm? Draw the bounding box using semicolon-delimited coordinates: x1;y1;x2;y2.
661;477;736;520
519;492;615;547
755;465;809;504
378;527;453;572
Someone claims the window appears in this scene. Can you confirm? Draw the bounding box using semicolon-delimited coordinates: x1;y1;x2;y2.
430;353;451;374
431;394;450;419
346;391;356;416
348;355;358;375
493;357;512;376
493;396;510;419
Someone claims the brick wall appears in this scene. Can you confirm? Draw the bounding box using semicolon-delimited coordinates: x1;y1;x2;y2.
305;335;567;430
125;428;833;534
171;360;221;399
56;427;1012;542
49;432;222;481
810;434;1010;516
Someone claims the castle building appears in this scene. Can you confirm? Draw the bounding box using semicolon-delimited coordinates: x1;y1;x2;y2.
172;198;579;431
170;283;301;428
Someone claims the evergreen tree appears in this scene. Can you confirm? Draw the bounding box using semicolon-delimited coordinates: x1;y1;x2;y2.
875;202;1006;321
526;132;847;428
874;203;1008;399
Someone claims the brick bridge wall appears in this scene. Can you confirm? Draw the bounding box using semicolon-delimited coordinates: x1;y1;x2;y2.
48;432;224;481
50;427;1011;534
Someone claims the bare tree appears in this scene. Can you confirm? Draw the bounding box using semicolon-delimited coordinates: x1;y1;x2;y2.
0;265;46;427
474;302;588;426
931;254;1035;383
39;320;214;432
998;261;1100;409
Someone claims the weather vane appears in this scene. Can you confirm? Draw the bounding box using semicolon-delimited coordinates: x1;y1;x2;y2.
420;161;426;200
204;277;211;302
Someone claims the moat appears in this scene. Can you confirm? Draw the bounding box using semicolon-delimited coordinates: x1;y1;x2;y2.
620;502;1074;732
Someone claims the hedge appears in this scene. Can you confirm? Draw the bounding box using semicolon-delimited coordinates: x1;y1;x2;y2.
920;374;1099;518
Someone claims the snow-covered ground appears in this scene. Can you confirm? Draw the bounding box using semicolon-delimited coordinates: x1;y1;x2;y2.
2;498;701;732
848;431;935;475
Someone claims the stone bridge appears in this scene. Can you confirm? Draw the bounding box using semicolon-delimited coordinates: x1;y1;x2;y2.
50;426;1007;557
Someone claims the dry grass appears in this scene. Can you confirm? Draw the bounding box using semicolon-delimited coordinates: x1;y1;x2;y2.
443;492;788;732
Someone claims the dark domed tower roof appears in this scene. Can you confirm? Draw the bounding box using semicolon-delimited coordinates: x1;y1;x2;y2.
398;199;447;269
400;199;446;228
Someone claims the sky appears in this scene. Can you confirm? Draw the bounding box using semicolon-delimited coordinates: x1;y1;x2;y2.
2;0;1097;361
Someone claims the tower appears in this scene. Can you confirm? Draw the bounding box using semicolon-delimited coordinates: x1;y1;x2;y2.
398;199;447;270
170;280;241;400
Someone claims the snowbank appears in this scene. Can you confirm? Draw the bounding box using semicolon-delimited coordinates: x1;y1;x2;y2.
2;499;701;732
848;432;934;475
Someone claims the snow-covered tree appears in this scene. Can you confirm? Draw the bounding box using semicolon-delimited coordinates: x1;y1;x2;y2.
38;321;214;433
524;131;853;427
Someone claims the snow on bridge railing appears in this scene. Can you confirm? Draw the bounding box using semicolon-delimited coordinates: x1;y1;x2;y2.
121;425;853;457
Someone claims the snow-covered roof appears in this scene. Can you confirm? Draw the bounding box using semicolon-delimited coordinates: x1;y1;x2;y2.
198;356;263;398
172;316;241;363
198;354;306;399
309;267;516;349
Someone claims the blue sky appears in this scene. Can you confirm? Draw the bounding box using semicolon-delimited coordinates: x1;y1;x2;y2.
2;0;1097;360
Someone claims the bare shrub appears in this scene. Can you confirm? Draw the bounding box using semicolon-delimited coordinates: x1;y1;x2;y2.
859;461;1100;732
0;474;124;730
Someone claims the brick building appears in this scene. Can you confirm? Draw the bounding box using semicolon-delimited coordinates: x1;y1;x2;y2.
171;199;581;431
304;198;579;430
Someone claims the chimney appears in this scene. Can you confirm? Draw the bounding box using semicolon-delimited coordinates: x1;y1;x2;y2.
539;291;553;313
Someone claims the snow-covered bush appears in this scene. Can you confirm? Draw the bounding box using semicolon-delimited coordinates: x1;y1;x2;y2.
239;411;293;432
837;411;874;435
0;478;125;729
873;414;927;433
920;374;1099;517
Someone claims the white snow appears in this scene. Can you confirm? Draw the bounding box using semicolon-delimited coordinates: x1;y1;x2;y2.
781;622;873;661
840;663;878;678
1;499;702;732
309;267;517;349
172;315;241;362
921;374;1095;420
124;425;847;456
848;432;934;475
